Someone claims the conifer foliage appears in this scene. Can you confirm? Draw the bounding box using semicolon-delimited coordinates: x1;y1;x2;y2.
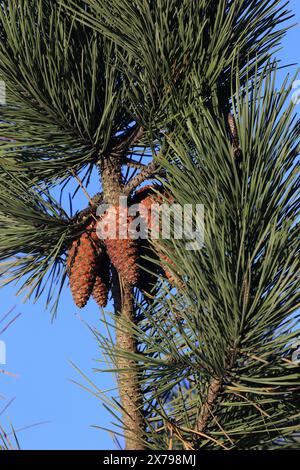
0;0;300;450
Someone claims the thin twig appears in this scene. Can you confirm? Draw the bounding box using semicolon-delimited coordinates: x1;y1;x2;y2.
70;170;100;223
124;161;161;196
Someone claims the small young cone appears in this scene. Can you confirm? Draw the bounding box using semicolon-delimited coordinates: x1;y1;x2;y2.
67;233;98;308
92;250;110;308
92;275;109;307
102;205;139;286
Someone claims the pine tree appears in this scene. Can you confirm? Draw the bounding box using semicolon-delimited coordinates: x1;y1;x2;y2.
1;0;299;450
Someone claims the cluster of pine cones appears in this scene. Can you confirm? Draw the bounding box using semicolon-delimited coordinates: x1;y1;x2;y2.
67;185;182;308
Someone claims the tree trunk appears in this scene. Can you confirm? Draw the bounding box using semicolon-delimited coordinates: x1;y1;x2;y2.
112;271;146;449
100;155;146;450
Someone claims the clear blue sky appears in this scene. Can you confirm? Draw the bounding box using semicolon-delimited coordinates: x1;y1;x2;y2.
1;1;300;450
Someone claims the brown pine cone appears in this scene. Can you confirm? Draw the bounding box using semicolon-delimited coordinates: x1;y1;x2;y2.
66;238;79;275
130;184;160;205
134;186;174;235
134;189;183;290
86;218;99;244
160;253;185;289
92;250;110;308
67;233;98;308
102;205;139;286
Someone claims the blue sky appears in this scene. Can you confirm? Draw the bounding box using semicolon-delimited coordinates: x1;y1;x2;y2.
1;1;300;450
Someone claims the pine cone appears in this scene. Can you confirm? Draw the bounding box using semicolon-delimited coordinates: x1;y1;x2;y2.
67;233;98;308
86;219;100;246
92;249;110;308
131;185;160;205
102;205;139;286
137;190;161;236
135;190;184;289
135;186;174;234
66;238;79;275
160;253;185;289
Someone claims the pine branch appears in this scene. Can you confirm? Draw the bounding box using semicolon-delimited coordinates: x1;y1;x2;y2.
124;161;162;196
125;161;147;169
111;125;144;157
195;377;222;434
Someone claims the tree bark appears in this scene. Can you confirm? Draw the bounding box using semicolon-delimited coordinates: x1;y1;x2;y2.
100;154;146;450
196;377;222;433
112;271;146;449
